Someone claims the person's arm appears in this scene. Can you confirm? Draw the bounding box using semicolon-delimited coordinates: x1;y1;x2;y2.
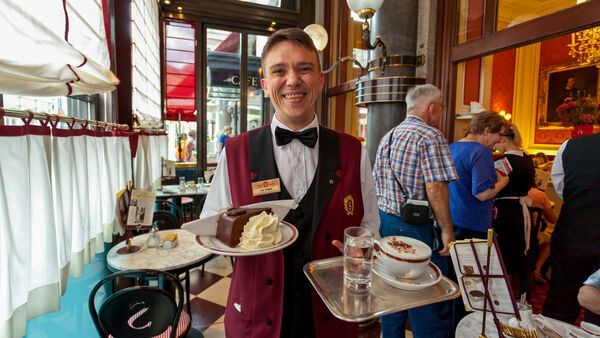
474;171;509;201
541;195;558;224
217;135;224;152
425;181;454;255
551;140;568;200
199;151;232;218
578;285;600;315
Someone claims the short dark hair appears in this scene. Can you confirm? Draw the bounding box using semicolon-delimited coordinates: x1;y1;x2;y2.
260;28;321;73
466;110;506;135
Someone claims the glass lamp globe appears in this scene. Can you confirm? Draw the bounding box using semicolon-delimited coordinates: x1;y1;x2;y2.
346;0;384;19
304;24;328;52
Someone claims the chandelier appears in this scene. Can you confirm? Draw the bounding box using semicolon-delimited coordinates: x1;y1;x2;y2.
568;27;600;64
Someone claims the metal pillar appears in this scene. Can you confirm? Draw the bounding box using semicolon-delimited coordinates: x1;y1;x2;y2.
362;0;424;165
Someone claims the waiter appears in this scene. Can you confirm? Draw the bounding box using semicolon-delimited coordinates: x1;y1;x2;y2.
543;132;600;325
200;28;379;338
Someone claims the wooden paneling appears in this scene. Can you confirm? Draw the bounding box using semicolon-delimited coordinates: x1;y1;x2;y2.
161;0;306;32
114;0;132;127
451;0;600;63
434;0;458;139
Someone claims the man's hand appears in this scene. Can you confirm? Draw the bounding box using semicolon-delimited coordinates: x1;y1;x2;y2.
425;181;455;256
438;229;455;256
578;285;600;315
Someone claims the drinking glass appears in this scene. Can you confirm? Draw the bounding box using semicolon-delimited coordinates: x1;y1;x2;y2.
343;227;374;290
198;177;205;192
204;170;212;184
178;177;186;192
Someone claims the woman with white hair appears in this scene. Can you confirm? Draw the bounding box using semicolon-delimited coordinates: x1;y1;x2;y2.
492;123;536;298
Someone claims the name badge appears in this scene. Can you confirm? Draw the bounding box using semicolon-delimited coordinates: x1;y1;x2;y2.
252;178;281;196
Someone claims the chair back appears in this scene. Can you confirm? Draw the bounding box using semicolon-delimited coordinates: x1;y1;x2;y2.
153;210;181;230
89;269;187;338
156;200;183;226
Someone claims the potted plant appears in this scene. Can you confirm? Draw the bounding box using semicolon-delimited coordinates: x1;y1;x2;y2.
556;94;600;138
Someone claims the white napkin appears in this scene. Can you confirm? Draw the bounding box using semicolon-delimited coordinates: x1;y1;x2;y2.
181;199;298;236
531;314;565;338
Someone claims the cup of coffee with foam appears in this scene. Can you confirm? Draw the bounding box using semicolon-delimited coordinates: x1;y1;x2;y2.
374;236;431;279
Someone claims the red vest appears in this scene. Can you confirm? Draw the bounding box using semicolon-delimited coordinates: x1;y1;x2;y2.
223;125;363;338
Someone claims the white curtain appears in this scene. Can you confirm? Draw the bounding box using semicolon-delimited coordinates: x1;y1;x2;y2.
131;0;161;120
0;0;118;96
0;123;131;338
134;134;168;191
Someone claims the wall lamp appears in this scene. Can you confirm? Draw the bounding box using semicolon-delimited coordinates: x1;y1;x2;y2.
346;0;387;60
305;0;386;75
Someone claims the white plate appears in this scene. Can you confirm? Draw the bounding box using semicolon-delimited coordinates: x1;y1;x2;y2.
373;260;442;290
194;221;298;256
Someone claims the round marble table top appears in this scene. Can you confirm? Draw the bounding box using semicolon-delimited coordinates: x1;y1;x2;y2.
107;229;213;272
455;311;576;338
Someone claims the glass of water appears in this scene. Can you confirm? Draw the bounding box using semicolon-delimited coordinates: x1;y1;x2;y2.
178;176;186;192
343;227;374;291
198;177;205;192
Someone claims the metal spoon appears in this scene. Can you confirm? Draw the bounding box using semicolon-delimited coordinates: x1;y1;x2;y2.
373;261;418;285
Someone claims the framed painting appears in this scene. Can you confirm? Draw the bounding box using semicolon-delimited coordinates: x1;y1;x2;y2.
538;63;600;127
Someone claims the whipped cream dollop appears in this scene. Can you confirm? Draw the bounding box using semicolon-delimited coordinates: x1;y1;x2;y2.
239;211;282;250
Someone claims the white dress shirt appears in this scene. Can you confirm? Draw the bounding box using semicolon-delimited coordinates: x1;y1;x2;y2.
200;114;380;237
551;140;568;199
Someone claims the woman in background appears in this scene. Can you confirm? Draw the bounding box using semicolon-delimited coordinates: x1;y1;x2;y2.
218;125;232;157
492;123;535;298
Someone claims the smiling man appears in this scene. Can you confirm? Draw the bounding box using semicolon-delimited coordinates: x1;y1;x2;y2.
200;28;379;338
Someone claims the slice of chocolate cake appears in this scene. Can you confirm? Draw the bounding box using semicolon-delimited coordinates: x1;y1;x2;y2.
217;207;272;247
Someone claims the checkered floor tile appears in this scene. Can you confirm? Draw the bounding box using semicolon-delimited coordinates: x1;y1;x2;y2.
186;255;389;337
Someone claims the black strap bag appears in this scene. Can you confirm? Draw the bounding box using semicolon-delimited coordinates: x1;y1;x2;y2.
387;131;431;225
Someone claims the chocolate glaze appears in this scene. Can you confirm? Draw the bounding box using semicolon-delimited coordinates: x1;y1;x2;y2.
216;207;272;247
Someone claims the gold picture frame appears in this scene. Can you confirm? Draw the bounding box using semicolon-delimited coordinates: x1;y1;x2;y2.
537;62;600;128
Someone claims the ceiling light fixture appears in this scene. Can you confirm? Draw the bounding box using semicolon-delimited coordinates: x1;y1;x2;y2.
569;27;600;64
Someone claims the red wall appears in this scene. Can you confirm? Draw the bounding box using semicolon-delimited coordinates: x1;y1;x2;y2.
540;34;572;68
490;49;516;116
488;33;579;145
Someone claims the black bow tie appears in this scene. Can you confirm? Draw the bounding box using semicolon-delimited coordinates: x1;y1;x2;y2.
274;126;318;148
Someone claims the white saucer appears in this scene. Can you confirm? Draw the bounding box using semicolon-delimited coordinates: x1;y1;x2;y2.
194;221;298;257
373;261;442;290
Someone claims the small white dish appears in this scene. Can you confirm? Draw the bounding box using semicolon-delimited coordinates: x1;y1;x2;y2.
194;221;298;256
567;327;591;338
373;260;442;290
581;321;600;336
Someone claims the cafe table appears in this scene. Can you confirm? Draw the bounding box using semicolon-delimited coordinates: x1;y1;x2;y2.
107;229;215;316
455;311;577;337
156;184;209;216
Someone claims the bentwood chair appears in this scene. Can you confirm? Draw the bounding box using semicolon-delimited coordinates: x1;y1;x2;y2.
89;269;193;338
153;210;181;230
155;200;184;227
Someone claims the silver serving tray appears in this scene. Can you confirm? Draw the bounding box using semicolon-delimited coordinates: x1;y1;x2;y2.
304;256;461;322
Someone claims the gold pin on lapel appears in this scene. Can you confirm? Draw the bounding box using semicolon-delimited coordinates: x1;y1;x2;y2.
343;195;354;215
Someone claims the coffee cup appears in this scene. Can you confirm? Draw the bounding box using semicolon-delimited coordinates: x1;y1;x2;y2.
581;321;600;336
374;236;431;279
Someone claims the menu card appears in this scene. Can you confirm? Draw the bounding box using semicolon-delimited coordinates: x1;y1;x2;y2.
126;190;156;226
494;157;513;176
449;234;519;315
162;159;176;177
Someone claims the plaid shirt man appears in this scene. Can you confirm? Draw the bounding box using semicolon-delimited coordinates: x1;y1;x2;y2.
373;115;457;215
